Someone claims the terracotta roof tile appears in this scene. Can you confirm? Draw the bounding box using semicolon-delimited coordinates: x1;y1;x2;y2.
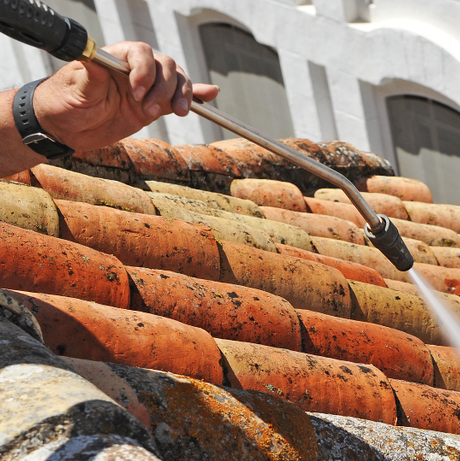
297;310;433;385
216;338;398;424
146;204;278;252
7;289;223;384
121;138;190;182
261;205;365;244
275;243;387;286
428;345;460;391
55;199;221;280
389;218;460;248
0;179;59;236
390;378;460;434
149;193;316;251
305;196;367;227
209;137;306;180
349;279;453;345
127;266;302;351
354;174;434;203
392;237;438;265
314;140;394;179
3;135;460;457
403;201;460;233
175;143;242;176
231;178;307;212
314;188;409;220
146;179;264;216
61;356;319;460
32;163;157;214
0;222;130;308
310;235;402;280
218;240;352;317
412;263;460;295
72;141;133;170
431;246;460;268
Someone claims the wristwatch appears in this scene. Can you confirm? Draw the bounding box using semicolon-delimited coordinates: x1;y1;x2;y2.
13;78;75;160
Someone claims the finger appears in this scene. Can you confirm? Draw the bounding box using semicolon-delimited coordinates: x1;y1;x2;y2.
170;66;193;117
141;54;178;119
102;42;156;101
193;83;220;102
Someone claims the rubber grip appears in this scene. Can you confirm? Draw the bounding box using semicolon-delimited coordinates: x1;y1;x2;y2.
364;214;414;272
0;0;87;61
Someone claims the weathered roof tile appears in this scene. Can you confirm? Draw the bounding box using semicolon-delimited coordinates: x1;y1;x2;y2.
404;201;460;233
297;309;434;385
231;178;307;212
0;222;130;308
32;163;157;214
315;188;409;220
3;134;460;456
56;199;221;280
428;344;460;392
145;204;278;252
122;138;190;182
149;193;315;251
7;289;223;384
218;240;352;317
306;196;367;227
354;174;433;203
73;141;133;170
127;266;302;351
275;243;387;286
390;218;460;248
391;378;460;434
0;317;160;460
262;205;365;244
146;179;264;217
216;338;398;424
62;356;319;460
0;180;59;236
349;280;452;345
431;246;460;268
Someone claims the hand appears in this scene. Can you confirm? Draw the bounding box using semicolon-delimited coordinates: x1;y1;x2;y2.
33;41;220;151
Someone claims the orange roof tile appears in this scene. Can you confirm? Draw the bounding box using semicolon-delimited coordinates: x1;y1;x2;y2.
2;135;460;458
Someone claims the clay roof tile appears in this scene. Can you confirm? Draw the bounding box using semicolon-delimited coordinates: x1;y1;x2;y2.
3;136;460;458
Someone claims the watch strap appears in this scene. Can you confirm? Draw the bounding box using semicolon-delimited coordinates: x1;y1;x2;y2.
13;79;75;160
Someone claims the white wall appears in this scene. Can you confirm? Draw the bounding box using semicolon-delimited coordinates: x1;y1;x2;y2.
2;0;460;167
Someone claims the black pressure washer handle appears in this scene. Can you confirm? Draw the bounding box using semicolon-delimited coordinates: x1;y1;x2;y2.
0;0;90;61
365;215;414;272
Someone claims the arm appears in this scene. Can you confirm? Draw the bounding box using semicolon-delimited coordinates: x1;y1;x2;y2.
0;89;49;177
0;41;219;178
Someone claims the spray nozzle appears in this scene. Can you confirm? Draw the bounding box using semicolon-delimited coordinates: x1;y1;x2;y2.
364;214;414;272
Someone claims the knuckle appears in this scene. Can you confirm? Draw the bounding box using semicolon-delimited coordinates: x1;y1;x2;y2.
157;54;176;70
136;41;153;54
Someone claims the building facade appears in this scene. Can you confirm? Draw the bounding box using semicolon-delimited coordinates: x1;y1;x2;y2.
3;0;460;204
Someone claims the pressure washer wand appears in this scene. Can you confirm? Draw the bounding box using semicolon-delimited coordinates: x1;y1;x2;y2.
0;0;414;271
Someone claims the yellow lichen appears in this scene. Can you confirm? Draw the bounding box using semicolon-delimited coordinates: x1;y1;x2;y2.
137;377;317;460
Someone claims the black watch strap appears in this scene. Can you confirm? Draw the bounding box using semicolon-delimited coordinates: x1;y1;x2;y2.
13;78;75;160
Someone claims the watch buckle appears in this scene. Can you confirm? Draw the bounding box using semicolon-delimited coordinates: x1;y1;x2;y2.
23;133;56;145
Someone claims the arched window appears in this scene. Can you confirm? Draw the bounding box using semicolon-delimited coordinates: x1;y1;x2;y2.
199;23;294;140
387;95;460;204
